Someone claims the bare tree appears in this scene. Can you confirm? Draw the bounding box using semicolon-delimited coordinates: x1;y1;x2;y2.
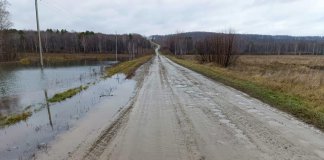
195;30;237;67
0;0;11;30
0;0;12;59
0;29;153;62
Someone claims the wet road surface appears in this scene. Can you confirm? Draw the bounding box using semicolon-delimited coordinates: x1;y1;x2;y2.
57;48;324;160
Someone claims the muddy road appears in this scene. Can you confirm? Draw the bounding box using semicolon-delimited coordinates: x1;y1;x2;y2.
54;48;324;160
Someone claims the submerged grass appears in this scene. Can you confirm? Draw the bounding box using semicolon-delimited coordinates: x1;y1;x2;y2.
0;112;32;127
48;85;89;103
0;82;89;127
106;55;153;78
167;55;324;131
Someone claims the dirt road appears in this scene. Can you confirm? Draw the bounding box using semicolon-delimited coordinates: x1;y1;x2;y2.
74;48;324;160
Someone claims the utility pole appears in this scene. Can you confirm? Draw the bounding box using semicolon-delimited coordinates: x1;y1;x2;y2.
35;0;44;68
115;32;118;62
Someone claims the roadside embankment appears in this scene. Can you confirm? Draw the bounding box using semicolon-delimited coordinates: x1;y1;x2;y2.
105;55;154;78
166;55;324;131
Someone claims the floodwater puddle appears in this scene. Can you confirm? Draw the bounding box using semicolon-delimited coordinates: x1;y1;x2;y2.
175;84;188;88
0;61;112;115
0;61;136;160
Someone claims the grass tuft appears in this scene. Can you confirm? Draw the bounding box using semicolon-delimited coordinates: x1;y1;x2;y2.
0;112;32;127
48;85;89;103
105;55;153;78
19;58;31;65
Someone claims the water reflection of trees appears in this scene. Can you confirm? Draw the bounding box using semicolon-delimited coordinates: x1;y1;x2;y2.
44;90;53;130
0;96;20;115
0;66;18;97
0;62;112;127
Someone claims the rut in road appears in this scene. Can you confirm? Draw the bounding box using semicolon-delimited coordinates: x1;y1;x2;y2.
80;48;324;160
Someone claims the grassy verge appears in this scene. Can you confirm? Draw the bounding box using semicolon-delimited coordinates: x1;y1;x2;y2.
0;112;32;127
166;55;324;131
3;53;131;65
48;85;89;103
106;55;153;78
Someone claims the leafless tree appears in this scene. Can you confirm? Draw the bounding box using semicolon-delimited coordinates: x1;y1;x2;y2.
0;0;11;30
0;29;153;62
0;0;12;60
154;31;324;56
195;30;237;67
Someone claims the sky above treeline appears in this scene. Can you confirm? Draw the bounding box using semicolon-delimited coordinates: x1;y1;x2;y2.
8;0;324;36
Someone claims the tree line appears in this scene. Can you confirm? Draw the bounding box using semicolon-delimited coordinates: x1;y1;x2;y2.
0;29;152;62
153;32;324;56
153;31;237;67
0;0;152;62
153;31;324;67
237;35;324;55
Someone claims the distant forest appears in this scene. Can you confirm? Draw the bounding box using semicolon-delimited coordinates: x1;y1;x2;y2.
152;32;324;55
0;29;152;62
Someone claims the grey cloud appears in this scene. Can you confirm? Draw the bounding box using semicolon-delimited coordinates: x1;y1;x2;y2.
7;0;324;36
252;0;301;6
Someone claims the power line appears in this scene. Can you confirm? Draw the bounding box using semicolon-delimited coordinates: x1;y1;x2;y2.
38;2;81;28
40;1;83;22
39;1;96;31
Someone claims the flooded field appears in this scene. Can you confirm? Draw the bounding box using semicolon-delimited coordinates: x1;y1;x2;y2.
0;61;137;160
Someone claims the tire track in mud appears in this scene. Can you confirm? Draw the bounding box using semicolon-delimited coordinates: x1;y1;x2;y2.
100;56;199;160
80;58;153;160
80;50;204;160
81;102;133;160
159;59;205;160
158;55;166;88
169;95;205;160
71;48;324;160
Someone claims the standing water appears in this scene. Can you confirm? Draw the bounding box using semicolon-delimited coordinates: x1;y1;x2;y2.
0;61;137;160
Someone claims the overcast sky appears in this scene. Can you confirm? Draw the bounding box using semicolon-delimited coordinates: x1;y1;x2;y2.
7;0;324;36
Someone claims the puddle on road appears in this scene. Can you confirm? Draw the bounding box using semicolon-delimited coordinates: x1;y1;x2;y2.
175;84;188;88
0;61;136;160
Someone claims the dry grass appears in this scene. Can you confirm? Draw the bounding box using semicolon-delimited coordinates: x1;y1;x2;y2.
16;53;131;64
167;55;324;130
236;55;324;68
232;55;324;112
48;85;89;103
105;55;154;78
0;112;32;127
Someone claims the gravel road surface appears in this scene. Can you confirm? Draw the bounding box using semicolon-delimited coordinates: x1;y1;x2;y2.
51;47;324;160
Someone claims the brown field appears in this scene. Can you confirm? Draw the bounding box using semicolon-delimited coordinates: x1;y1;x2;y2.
183;55;324;103
231;55;324;111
